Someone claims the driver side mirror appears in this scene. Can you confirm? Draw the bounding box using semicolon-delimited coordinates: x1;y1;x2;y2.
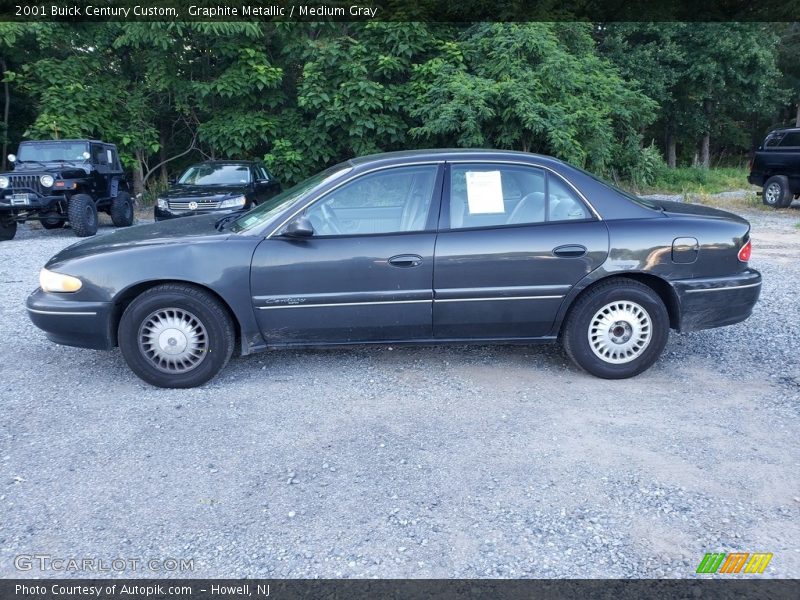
282;215;314;238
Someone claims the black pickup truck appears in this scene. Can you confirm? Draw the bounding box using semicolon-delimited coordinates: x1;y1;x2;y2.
748;127;800;208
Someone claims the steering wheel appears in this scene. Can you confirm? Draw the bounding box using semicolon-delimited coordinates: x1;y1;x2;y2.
321;203;344;235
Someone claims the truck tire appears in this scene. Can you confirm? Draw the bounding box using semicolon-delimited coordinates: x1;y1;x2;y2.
762;176;792;208
110;191;134;227
0;218;17;241
67;194;98;237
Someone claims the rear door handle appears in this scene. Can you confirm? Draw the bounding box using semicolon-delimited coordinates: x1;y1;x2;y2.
388;254;423;268
552;244;587;258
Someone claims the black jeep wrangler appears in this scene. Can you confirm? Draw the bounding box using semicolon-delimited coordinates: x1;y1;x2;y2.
748;127;800;208
0;139;134;240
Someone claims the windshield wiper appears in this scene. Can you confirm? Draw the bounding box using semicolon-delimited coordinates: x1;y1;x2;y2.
214;208;249;231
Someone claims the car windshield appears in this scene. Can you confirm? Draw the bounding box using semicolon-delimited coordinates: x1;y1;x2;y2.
179;164;252;186
229;164;353;233
17;142;89;162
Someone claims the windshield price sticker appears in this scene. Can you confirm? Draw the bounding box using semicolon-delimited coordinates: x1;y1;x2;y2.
466;170;505;214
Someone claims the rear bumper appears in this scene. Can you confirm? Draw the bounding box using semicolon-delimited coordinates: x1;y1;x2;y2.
671;269;762;332
26;288;115;350
747;173;764;187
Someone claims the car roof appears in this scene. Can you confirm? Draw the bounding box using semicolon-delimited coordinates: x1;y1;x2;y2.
346;148;567;168
192;160;260;166
20;139;112;145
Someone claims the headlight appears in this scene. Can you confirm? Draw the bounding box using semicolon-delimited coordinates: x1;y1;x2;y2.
39;268;82;293
40;174;54;187
0;176;8;189
156;198;168;209
218;195;246;209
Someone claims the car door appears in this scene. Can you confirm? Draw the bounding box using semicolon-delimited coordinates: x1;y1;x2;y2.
433;162;609;339
253;164;280;204
250;163;443;344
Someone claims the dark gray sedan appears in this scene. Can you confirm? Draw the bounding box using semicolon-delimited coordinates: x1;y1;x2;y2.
26;150;761;388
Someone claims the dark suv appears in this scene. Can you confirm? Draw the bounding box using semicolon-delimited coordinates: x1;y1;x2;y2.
154;160;281;221
748;127;800;208
0;139;134;240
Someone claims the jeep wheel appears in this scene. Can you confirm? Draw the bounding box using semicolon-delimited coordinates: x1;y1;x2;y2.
67;193;98;237
110;191;134;227
118;284;235;388
41;212;65;230
562;279;670;379
762;176;792;208
0;218;17;241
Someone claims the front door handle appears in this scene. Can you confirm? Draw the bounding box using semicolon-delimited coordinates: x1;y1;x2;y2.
388;254;423;268
552;244;587;258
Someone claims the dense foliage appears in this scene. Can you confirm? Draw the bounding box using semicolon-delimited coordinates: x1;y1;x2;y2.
0;22;796;193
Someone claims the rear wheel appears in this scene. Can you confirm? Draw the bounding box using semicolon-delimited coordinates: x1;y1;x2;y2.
67;193;98;237
0;218;17;241
762;176;792;208
562;279;669;379
110;191;134;227
118;284;235;388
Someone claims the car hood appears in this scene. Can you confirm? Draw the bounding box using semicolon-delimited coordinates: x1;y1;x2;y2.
647;199;749;225
47;214;228;266
162;184;247;200
4;164;88;178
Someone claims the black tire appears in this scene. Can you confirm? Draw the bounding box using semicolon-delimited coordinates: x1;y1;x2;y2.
41;212;65;230
110;191;134;227
118;284;235;388
0;218;17;241
67;193;98;237
562;278;670;379
762;176;792;208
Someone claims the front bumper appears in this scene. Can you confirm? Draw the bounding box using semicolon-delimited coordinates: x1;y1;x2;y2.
0;193;63;216
154;205;236;221
671;268;762;332
26;288;115;350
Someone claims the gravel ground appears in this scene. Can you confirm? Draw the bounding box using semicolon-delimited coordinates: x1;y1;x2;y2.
0;204;798;579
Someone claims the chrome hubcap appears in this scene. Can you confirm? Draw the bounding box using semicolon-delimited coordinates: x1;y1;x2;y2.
765;183;780;204
138;308;207;373
588;301;652;364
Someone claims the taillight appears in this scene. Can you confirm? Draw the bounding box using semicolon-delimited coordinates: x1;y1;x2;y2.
738;239;752;262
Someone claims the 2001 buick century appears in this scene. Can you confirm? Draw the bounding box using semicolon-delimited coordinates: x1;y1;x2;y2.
26;150;761;388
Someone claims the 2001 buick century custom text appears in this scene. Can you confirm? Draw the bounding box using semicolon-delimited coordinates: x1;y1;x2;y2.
26;150;761;388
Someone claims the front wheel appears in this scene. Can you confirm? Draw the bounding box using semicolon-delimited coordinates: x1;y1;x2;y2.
562;279;669;379
0;218;17;241
118;284;235;388
67;193;98;237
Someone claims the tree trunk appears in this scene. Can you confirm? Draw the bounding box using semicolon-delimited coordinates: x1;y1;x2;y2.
700;98;711;169
1;58;9;172
133;150;146;197
700;133;710;169
666;131;677;169
159;124;169;185
796;99;800;127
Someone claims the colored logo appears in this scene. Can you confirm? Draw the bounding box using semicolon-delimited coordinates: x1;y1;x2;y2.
696;552;773;574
